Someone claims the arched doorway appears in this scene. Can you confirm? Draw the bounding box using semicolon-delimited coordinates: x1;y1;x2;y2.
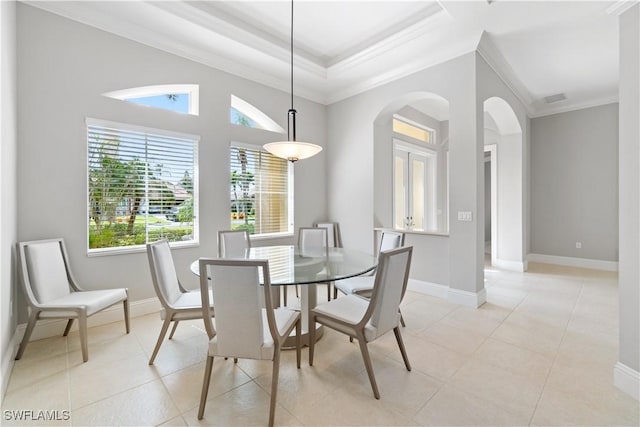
483;97;525;271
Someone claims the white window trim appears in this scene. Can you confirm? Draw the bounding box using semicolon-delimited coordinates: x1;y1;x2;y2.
86;117;200;255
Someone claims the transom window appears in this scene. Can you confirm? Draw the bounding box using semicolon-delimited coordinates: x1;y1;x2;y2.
87;118;199;254
102;84;199;115
229;142;293;237
393;115;435;144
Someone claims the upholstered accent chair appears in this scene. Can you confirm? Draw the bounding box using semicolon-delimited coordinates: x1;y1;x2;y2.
17;238;130;362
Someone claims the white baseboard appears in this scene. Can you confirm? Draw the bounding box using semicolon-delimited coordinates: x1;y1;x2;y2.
407;278;449;299
528;253;618;272
493;258;527;272
14;297;161;343
1;328;21;402
408;279;487;308
448;287;487;308
614;362;640;401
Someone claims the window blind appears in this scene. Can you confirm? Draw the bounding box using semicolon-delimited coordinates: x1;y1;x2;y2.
230;143;292;237
87;119;198;252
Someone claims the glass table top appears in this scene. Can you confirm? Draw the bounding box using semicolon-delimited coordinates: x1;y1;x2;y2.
191;245;377;286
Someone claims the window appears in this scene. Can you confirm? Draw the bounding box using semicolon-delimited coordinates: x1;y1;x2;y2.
230;143;293;237
102;84;199;115
230;95;286;133
87;118;199;254
393;115;435;144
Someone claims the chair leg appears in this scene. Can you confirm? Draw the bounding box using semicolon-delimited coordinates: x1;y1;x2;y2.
283;286;288;306
399;309;406;327
333;283;338;300
63;319;74;336
198;355;214;420
393;327;411;371
296;318;301;369
149;318;172;365
15;312;39;360
308;314;316;366
78;313;89;363
123;299;130;334
357;335;380;399
168;321;179;339
268;348;281;427
326;282;331;301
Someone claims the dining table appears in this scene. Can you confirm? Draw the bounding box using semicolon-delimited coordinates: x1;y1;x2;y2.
190;245;377;347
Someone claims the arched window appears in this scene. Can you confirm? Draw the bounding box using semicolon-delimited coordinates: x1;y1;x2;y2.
230;95;285;133
103;84;199;116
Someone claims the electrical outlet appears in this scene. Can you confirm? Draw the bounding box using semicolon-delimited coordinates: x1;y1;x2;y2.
576;242;582;249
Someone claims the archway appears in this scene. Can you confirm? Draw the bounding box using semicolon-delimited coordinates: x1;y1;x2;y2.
483;97;525;271
373;92;451;232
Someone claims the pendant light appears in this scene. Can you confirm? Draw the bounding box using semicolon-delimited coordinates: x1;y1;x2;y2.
263;0;322;162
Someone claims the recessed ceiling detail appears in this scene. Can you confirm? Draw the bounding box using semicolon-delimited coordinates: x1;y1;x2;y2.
26;1;620;117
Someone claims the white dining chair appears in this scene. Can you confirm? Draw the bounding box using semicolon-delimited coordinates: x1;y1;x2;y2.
314;222;342;249
197;258;301;427
334;231;405;298
16;238;130;363
146;239;214;365
335;231;406;328
309;246;413;399
217;229;251;258
293;227;329;304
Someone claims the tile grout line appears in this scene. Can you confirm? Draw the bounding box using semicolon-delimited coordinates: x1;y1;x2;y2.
525;277;585;426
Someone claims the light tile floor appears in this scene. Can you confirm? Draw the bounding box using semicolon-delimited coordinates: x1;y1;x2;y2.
3;262;639;426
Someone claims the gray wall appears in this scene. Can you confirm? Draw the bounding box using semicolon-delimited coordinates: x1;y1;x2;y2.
618;4;639;376
531;103;619;261
328;53;486;296
16;5;327;313
1;0;18;398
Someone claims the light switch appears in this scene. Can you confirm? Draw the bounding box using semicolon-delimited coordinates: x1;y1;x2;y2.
457;211;473;221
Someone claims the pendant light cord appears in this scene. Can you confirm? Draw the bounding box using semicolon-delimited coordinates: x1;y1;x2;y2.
290;0;294;110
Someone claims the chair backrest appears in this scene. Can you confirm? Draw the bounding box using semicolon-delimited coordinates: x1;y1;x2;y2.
298;227;328;258
379;231;405;253
18;239;73;305
199;258;275;360
218;230;251;258
367;246;413;338
314;222;342;248
146;240;183;307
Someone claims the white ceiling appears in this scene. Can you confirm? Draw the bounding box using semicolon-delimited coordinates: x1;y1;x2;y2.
27;0;631;117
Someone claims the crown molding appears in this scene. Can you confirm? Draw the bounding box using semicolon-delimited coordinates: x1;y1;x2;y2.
529;96;619;118
606;0;639;16
328;2;448;75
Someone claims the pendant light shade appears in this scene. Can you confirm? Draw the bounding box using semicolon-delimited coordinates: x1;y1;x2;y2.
263;0;322;163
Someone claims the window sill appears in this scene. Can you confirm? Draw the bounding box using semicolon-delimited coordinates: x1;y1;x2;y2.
374;227;449;237
87;240;199;257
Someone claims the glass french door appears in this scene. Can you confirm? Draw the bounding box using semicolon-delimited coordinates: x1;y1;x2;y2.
393;141;436;231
